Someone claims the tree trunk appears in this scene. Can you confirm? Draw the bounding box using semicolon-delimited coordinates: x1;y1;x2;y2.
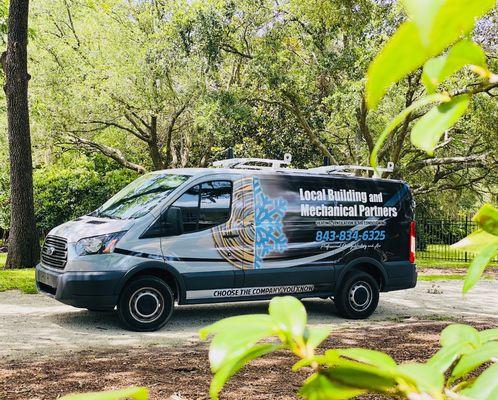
2;0;40;268
148;115;165;170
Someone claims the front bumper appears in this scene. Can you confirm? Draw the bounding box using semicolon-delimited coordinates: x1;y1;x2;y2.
35;263;125;309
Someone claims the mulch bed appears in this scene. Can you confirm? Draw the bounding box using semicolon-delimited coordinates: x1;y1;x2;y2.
0;319;495;400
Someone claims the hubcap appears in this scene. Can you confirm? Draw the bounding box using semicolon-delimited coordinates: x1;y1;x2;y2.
129;287;164;323
349;281;372;312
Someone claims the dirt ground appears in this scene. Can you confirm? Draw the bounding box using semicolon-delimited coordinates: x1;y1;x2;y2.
0;319;495;400
1;280;497;362
0;280;497;399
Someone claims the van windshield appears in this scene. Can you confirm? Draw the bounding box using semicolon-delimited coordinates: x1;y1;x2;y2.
91;173;191;219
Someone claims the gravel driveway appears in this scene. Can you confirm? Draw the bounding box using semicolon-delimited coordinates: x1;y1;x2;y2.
1;280;496;361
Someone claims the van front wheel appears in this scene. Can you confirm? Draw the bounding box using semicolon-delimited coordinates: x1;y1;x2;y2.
334;271;379;319
117;276;174;331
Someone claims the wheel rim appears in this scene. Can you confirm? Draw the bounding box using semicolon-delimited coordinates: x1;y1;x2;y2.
348;281;372;312
129;287;165;323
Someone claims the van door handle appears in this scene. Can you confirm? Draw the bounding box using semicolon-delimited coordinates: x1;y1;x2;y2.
222;233;240;239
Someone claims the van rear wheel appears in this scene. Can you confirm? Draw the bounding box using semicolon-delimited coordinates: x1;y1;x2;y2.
117;276;174;331
334;271;379;319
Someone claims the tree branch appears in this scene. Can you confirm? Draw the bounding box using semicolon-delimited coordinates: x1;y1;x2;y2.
67;135;146;173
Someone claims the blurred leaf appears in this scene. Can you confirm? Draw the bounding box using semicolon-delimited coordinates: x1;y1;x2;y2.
366;22;427;109
401;0;444;46
333;348;397;370
367;0;494;108
461;363;498;400
428;342;473;373
60;387;148;400
479;328;498;343
421;40;486;93
269;296;307;338
322;352;398;392
210;343;281;400
199;314;274;340
397;363;444;394
463;243;498;294
201;314;276;372
370;94;447;171
472;204;498;236
299;373;366;400
440;324;480;348
411;94;469;155
304;326;332;352
427;0;496;55
452;341;498;379
452;229;498;252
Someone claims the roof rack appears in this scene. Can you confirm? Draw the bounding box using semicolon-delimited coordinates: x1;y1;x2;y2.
310;162;394;177
212;153;293;170
212;152;394;178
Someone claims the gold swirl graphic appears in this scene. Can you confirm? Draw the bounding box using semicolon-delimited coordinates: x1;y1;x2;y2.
212;177;255;269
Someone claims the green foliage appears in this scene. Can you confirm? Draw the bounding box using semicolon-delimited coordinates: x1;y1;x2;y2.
0;158;137;233
452;204;498;293
410;94;470;155
202;296;498;400
60;387;148;400
366;0;496;171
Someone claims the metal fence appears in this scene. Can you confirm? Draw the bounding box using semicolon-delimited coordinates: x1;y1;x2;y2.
416;214;498;264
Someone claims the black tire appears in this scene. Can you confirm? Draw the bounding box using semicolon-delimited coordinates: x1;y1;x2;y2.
86;308;114;312
117;276;174;332
334;271;379;319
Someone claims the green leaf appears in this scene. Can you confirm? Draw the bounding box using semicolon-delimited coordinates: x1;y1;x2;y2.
463;243;498;294
269;296;307;338
401;1;444;46
421;40;486;93
322;352;398;392
440;324;480;348
200;314;276;372
366;21;427;109
472;204;498;236
367;0;495;108
299;373;366;400
334;348;397;370
411;94;469;155
479;328;498;343
199;314;274;340
370;93;448;172
452;341;498;379
210;343;281;400
428;342;473;373
397;363;444;394
60;387;149;400
427;0;496;55
461;363;498;400
304;326;332;352
452;229;498;253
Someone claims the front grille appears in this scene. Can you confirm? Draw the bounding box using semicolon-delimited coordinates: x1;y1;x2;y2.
41;235;68;270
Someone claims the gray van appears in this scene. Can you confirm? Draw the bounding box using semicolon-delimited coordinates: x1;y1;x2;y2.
36;157;417;331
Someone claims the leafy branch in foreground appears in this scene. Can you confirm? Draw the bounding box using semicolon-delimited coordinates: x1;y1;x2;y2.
60;387;148;400
201;296;498;400
366;0;498;294
452;204;498;293
368;0;496;169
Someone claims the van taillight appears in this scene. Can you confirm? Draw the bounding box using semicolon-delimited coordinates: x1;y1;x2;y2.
409;221;416;263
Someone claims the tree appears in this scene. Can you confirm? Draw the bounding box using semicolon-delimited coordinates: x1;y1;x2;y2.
1;0;39;268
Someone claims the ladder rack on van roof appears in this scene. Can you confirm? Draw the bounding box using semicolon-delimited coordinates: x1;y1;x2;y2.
212;153;394;178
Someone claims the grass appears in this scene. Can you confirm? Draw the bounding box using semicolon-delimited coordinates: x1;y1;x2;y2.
417;244;498;269
0;268;37;294
0;252;37;294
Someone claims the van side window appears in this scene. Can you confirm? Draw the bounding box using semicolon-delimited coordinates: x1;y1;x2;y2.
143;181;232;238
199;181;232;230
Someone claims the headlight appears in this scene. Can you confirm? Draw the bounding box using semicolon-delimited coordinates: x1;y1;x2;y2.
76;231;127;256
